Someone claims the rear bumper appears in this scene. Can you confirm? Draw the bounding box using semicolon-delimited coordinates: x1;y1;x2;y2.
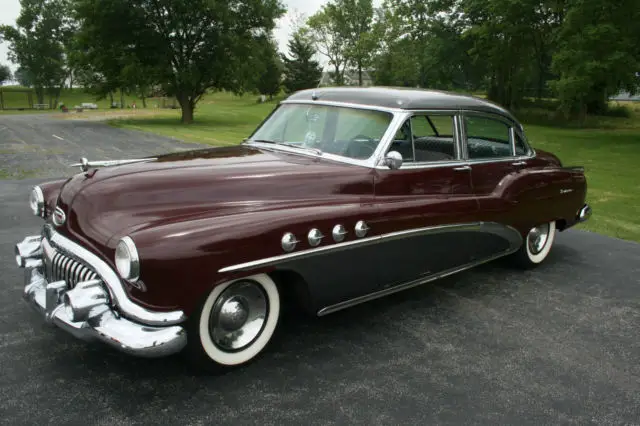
17;235;187;358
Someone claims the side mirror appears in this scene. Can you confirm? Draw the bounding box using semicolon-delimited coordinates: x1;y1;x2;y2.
384;151;403;170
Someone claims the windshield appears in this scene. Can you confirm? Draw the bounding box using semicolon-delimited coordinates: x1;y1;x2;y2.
248;104;393;160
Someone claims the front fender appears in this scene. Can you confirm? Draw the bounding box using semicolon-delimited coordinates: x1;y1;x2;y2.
124;200;377;315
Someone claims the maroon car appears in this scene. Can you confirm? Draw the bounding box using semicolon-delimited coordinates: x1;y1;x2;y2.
15;87;591;370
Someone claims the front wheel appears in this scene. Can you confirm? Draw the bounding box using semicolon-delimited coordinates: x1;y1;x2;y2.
511;221;557;268
186;274;280;372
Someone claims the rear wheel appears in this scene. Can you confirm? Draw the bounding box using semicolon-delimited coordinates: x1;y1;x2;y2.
511;221;556;268
186;274;280;372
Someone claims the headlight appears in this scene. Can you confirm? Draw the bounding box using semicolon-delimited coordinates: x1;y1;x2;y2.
29;186;44;216
115;236;140;282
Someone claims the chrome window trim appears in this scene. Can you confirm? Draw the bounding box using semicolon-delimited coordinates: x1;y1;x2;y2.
244;102;406;169
459;110;536;163
43;224;185;325
246;102;535;170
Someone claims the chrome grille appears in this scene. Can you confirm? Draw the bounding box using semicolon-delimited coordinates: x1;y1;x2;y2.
43;239;99;288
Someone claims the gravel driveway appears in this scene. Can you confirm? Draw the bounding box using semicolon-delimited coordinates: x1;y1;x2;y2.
1;114;639;425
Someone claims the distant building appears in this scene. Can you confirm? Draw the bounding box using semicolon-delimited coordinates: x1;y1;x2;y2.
610;91;640;101
318;69;374;87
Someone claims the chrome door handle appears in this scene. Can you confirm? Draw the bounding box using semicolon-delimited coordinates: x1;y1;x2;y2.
453;165;471;171
512;161;527;166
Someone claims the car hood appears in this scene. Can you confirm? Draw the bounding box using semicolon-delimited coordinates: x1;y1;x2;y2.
55;145;372;251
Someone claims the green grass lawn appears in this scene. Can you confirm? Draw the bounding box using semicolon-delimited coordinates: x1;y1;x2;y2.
5;88;639;242
108;92;640;242
0;86;149;114
108;92;279;144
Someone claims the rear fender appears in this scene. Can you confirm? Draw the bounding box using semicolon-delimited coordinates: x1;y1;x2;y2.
496;166;586;232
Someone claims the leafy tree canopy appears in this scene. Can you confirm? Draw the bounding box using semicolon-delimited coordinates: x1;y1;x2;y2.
73;0;285;123
282;30;322;93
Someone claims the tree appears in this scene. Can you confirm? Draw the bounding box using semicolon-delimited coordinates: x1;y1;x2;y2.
308;5;348;86
282;30;322;93
550;0;640;117
14;67;33;87
338;0;376;86
0;65;11;85
256;38;282;100
74;0;285;123
0;0;71;107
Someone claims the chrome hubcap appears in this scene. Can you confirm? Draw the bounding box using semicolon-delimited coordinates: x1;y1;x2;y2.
209;281;268;352
528;223;550;255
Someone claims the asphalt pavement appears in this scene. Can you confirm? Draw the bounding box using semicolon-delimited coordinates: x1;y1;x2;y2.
1;115;639;425
0;113;199;179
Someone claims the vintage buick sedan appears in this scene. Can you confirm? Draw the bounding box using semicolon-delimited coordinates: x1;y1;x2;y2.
16;87;591;370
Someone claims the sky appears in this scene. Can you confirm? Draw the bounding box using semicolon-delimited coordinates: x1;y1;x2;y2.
0;0;382;76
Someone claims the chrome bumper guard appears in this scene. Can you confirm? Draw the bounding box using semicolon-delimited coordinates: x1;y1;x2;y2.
17;235;187;358
577;203;592;223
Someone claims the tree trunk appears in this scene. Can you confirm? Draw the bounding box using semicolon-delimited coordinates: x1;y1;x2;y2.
119;89;125;109
109;92;114;106
358;63;363;87
35;87;44;105
178;94;194;123
141;94;147;108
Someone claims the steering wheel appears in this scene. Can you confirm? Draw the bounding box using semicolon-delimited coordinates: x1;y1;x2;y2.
345;135;377;159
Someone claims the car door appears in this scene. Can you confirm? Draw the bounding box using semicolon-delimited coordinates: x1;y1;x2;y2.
461;112;525;225
372;112;481;289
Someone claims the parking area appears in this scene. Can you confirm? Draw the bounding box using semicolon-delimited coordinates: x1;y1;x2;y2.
0;115;639;425
0;114;198;179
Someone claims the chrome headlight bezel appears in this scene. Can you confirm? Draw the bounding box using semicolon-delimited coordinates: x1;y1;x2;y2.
115;236;140;282
29;186;45;217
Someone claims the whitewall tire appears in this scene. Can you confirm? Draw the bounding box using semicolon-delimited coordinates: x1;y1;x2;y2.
511;221;557;268
187;274;280;371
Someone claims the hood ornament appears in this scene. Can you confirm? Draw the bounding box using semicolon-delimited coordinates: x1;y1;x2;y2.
71;157;156;172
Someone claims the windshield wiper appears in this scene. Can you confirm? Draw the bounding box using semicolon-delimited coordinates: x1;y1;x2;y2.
247;139;322;156
279;142;323;156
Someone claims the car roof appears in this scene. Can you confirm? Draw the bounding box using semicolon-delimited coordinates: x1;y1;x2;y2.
286;87;519;124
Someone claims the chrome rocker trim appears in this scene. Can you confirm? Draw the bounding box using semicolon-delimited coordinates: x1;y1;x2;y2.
41;224;185;326
21;267;186;358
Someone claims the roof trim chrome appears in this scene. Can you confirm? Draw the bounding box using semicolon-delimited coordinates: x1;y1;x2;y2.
280;99;404;114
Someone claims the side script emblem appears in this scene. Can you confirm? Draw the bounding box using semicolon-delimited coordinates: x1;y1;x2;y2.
53;207;66;226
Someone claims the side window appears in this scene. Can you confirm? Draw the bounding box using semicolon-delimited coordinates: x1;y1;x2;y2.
514;131;529;156
390;114;456;163
465;115;512;159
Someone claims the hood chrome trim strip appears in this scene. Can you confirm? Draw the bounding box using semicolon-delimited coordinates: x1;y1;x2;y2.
71;157;157;172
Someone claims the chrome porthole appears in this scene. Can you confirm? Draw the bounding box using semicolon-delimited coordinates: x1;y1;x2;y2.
307;228;324;247
332;224;347;242
354;220;369;238
527;223;551;255
208;280;268;352
281;232;299;252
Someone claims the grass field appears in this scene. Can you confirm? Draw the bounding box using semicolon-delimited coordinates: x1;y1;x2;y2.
108;93;640;242
2;87;639;242
0;86;150;113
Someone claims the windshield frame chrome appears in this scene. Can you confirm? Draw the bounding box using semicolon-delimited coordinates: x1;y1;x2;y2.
243;100;406;168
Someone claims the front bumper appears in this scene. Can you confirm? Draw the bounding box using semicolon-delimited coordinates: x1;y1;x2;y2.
17;235;187;358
